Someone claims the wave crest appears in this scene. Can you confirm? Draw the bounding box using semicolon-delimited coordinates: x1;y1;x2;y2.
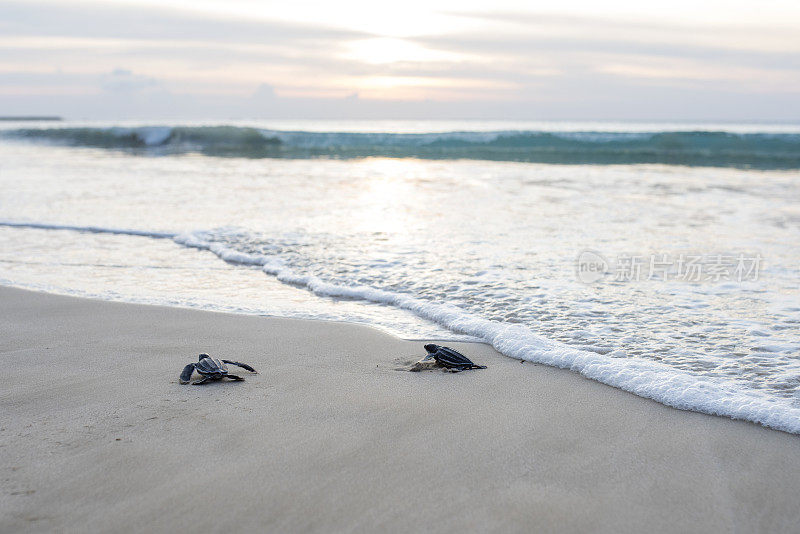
5;125;800;167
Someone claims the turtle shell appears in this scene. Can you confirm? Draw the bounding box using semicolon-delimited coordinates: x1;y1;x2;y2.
195;357;228;377
424;344;487;370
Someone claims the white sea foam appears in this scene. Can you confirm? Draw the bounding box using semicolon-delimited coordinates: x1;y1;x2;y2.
0;220;176;239
3;220;799;434
173;229;800;435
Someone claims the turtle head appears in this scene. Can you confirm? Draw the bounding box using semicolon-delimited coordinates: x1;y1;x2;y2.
198;353;210;361
424;344;439;353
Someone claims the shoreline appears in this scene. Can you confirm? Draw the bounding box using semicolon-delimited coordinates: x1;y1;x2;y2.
2;286;799;532
4;272;796;435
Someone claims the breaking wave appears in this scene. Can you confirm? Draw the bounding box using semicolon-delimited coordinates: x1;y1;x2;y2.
5;125;800;167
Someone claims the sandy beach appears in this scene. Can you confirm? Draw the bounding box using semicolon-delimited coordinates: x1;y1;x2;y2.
1;285;799;533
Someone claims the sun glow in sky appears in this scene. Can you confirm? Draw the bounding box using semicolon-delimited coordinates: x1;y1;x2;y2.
0;0;799;119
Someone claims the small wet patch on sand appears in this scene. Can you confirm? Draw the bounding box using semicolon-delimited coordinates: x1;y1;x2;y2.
394;357;457;372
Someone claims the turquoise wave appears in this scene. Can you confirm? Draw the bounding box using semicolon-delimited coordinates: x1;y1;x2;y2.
6;126;800;168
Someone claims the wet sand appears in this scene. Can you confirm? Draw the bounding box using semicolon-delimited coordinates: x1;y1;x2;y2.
2;286;798;532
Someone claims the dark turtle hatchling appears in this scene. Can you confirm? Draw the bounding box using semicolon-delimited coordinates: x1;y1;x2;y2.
179;353;257;385
423;344;487;371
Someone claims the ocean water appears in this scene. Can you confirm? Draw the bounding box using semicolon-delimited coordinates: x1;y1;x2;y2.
1;120;799;433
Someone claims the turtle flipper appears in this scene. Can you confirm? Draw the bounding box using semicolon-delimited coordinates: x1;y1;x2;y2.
179;363;196;384
222;360;257;373
191;376;212;385
226;374;244;381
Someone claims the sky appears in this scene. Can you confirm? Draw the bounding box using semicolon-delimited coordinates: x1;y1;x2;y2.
1;0;799;120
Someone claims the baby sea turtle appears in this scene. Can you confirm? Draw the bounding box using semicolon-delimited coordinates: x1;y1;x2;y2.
179;353;258;385
423;344;487;371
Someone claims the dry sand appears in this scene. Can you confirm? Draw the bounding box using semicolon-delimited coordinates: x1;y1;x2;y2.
1;286;799;533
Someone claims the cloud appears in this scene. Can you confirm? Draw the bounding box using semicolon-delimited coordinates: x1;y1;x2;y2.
101;69;162;93
252;84;277;100
0;0;366;44
418;12;800;72
0;1;797;119
0;1;378;97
